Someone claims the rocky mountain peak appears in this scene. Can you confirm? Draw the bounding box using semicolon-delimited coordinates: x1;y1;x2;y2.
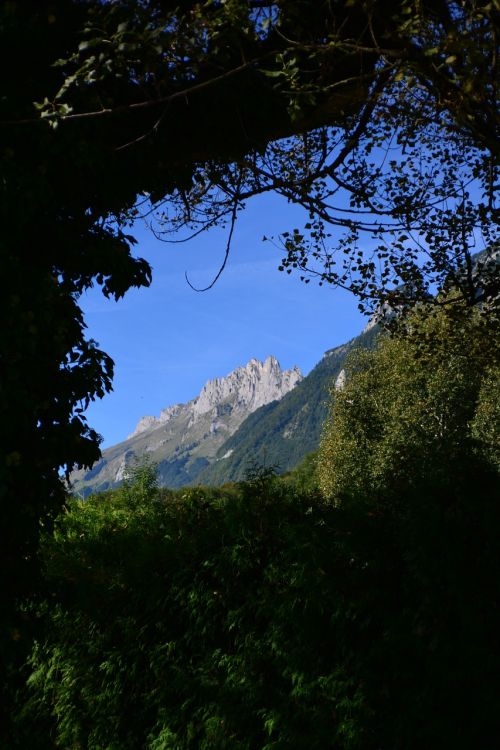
128;356;302;438
192;356;301;419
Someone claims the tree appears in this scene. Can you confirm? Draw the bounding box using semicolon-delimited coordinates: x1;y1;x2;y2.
316;302;500;746
136;1;499;313
318;300;500;500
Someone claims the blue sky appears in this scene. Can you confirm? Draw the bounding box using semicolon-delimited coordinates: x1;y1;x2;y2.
81;193;366;447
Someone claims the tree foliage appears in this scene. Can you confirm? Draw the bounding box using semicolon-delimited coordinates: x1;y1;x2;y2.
140;1;499;313
318;300;500;500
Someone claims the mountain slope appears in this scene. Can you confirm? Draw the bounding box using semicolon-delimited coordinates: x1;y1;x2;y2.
71;357;302;495
196;325;380;485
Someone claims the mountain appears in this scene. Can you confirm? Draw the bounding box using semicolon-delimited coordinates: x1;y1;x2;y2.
71;356;302;496
196;324;380;485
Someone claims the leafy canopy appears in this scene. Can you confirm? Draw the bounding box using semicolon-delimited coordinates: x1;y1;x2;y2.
318;299;500;500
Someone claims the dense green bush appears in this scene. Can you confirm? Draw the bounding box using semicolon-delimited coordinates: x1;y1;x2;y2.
17;444;500;749
22;469;376;749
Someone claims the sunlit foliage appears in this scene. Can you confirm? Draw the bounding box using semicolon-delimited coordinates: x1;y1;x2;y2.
318;301;500;500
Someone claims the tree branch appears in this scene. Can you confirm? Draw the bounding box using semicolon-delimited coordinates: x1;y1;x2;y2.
0;54;275;127
185;188;241;292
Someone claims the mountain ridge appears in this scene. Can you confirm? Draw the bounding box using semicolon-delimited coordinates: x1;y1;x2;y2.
71;356;302;496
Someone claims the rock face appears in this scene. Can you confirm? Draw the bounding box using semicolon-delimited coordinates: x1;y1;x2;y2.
334;368;347;391
128;405;183;439
71;357;302;495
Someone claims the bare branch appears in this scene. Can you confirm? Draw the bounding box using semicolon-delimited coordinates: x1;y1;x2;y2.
185;188;241;292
